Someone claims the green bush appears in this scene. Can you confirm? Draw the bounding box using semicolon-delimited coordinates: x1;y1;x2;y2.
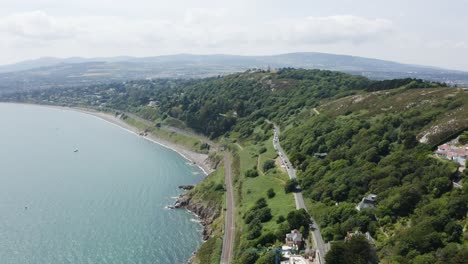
267;188;276;198
214;183;225;191
245;169;259;178
247;220;262;240
276;215;285;224
256;207;273;223
262;160;276;172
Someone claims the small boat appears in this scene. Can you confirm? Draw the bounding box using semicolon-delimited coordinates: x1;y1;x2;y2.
74;149;79;153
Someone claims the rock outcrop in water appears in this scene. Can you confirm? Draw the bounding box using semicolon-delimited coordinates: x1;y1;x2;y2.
174;193;219;241
178;185;195;190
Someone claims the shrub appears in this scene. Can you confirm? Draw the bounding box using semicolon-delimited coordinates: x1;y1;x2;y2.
263;159;276;172
256;232;277;246
267;188;276;198
276;215;286;224
236;251;259;264
244;210;257;224
253;198;268;210
256;207;273;223
245;169;259;178
247;221;262;240
214;183;225;191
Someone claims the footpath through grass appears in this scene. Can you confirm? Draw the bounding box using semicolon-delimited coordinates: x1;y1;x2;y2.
233;134;296;252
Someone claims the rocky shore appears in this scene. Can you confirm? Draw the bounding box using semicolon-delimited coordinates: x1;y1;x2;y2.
174;192;219;241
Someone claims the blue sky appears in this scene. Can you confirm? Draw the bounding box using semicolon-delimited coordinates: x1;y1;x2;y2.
1;0;467;70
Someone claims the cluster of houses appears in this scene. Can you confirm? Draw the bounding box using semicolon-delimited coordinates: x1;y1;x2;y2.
435;143;468;168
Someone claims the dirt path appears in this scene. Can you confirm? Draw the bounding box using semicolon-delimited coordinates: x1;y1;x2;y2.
235;142;244;150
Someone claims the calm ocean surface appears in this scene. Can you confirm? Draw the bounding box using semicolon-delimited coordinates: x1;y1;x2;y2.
0;103;205;264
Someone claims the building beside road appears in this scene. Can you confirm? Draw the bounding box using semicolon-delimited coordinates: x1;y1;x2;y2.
435;143;468;167
285;229;303;247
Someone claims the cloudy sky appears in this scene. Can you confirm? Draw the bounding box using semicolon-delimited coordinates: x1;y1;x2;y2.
1;0;467;70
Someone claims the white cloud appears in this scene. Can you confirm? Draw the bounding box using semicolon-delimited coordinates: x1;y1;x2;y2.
281;15;393;44
0;10;393;60
0;11;78;40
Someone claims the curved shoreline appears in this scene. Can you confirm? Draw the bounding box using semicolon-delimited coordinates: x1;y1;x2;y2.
76;109;213;176
4;103;214;176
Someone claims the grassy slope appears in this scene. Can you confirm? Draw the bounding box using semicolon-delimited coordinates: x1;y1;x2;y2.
123;115;208;153
317;87;468;145
291;87;468;261
188;167;226;264
233;133;296;251
121;114;296;261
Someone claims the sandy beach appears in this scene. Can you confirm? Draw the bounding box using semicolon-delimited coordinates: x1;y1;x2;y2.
8;103;215;175
75;108;215;175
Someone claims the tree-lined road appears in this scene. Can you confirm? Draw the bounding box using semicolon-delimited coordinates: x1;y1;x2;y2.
273;125;328;264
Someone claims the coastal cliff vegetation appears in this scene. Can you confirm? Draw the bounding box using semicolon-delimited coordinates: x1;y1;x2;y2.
2;68;467;263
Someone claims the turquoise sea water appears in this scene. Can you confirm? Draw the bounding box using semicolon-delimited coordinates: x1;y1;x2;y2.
0;104;205;264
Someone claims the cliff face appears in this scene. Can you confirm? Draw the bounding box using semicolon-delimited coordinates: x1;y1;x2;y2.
175;193;221;240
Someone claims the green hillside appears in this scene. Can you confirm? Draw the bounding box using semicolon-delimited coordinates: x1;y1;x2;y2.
1;69;467;263
280;87;468;263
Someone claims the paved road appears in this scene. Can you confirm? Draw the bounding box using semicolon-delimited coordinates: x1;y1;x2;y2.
273;125;328;264
220;153;235;264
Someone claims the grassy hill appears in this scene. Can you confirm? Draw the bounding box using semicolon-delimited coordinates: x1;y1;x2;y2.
278;84;468;263
316;87;468;145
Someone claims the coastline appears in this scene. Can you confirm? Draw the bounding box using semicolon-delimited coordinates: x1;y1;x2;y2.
7;103;215;175
76;107;220;263
2;102;218;263
75;108;215;176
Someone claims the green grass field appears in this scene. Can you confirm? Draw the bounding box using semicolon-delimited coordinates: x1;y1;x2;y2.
233;134;296;250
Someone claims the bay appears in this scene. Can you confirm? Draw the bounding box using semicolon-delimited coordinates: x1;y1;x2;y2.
0;103;204;264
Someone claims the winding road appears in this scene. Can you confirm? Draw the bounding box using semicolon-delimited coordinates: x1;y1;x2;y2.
273;125;329;264
220;153;235;264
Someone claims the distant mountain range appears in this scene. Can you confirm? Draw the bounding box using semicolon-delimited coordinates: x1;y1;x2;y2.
1;52;467;93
